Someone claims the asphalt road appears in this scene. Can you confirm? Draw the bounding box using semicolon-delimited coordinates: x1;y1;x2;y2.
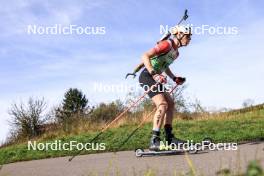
1;142;264;176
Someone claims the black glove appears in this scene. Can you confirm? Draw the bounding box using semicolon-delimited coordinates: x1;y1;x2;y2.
173;76;186;85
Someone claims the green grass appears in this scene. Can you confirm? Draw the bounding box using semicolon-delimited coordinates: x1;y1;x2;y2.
0;109;264;165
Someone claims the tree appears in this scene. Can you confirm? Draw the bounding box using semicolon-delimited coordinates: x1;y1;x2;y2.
55;88;89;132
8;97;47;139
242;99;255;108
62;88;88;114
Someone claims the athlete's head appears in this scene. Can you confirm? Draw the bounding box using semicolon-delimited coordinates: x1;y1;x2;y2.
171;25;192;46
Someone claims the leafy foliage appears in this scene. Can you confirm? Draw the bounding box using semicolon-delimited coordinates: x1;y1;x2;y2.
90;100;124;122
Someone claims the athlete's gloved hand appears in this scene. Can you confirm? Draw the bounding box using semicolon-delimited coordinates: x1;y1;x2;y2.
153;74;167;84
173;76;186;85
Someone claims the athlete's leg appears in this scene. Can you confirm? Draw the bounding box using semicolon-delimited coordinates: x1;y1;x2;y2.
151;94;168;130
163;92;175;125
162;92;186;145
149;93;168;150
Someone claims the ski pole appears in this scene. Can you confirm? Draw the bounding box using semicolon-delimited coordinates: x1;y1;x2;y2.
115;108;156;151
116;84;179;150
98;82;159;133
68;82;159;162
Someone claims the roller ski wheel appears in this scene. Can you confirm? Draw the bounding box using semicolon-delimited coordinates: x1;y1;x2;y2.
202;137;213;145
193;137;213;152
135;148;144;157
188;145;198;154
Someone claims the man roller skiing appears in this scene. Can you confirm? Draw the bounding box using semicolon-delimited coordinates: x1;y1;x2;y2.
138;25;192;151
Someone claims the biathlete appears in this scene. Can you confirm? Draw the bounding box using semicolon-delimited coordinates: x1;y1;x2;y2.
138;25;192;150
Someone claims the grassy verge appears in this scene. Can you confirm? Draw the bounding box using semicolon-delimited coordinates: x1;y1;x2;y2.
0;109;263;165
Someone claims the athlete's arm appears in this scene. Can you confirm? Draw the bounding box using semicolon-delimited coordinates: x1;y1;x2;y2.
133;62;144;73
165;67;175;80
141;49;156;74
141;40;171;74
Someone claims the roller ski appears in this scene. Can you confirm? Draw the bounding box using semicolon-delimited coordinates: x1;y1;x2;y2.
135;137;212;157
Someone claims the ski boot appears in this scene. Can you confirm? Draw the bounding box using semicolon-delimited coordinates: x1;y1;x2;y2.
149;134;161;151
166;133;187;146
164;125;187;149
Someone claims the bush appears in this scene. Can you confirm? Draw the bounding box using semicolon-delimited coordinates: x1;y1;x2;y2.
90;100;124;123
8;97;47;140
